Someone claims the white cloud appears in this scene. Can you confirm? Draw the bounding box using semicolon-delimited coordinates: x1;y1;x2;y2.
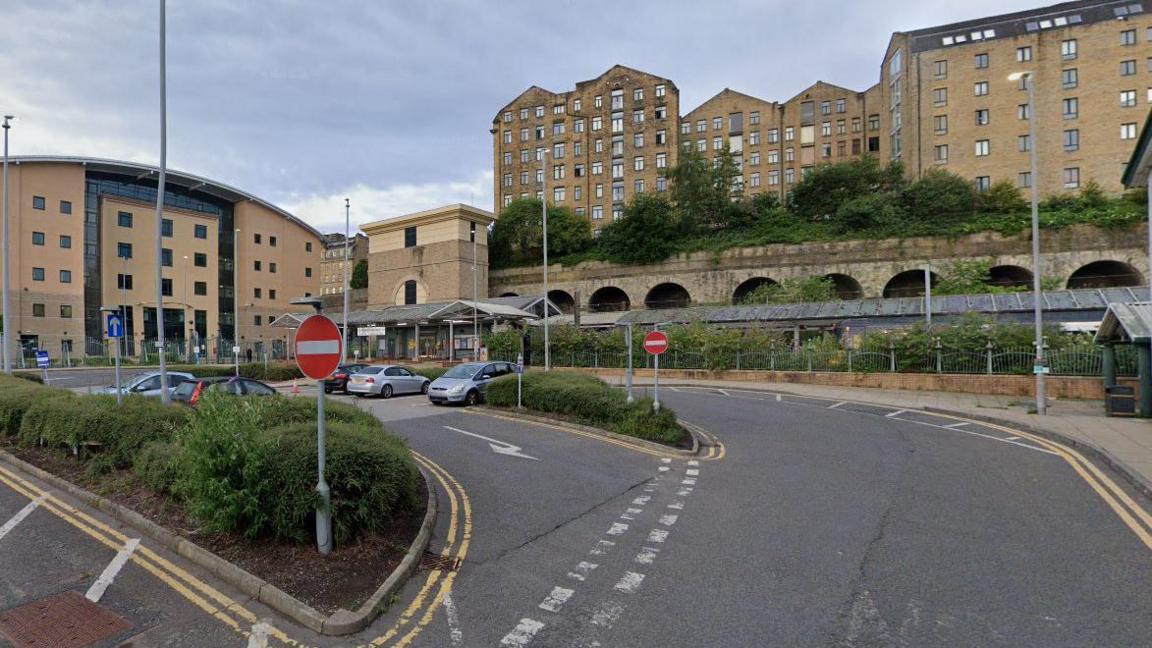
281;169;494;234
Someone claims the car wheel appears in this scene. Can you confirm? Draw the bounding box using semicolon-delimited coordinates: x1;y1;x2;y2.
465;390;479;406
421;381;430;395
381;384;394;399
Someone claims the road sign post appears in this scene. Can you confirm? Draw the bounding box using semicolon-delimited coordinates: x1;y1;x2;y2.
516;353;524;409
106;312;125;404
294;312;343;555
35;349;49;383
625;323;634;404
643;330;669;412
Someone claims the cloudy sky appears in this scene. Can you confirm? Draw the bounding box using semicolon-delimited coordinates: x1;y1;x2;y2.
1;0;1043;233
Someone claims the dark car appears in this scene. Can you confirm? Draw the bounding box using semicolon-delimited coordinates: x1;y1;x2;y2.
172;376;279;405
323;363;369;394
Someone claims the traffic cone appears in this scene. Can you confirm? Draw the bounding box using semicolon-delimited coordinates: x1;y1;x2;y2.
291;379;300;395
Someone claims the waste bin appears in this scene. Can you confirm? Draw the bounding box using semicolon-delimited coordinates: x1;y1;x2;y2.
1105;384;1136;417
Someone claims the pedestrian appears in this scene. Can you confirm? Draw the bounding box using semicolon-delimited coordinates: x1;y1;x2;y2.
245;348;253;364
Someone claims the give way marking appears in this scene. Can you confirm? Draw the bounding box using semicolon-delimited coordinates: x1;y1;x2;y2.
444;425;539;461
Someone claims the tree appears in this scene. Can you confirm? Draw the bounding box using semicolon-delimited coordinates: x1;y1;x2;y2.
902;169;977;221
979;179;1028;213
789;157;905;221
740;276;837;304
597;193;680;265
350;259;368;289
490;198;593;268
834;193;905;233
663;146;743;233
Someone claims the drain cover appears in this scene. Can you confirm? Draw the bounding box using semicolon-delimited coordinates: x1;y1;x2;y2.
0;590;132;648
419;551;461;572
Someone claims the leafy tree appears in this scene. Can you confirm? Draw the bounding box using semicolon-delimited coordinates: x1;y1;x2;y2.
789;157;905;221
902;169;977;221
597;193;680;265
834;193;905;233
979;179;1028;213
490;198;592;268
663;146;742;233
1078;179;1108;208
740;276;837;304
350;259;368;290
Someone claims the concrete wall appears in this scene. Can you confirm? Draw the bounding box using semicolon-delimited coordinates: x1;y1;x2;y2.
489;223;1148;308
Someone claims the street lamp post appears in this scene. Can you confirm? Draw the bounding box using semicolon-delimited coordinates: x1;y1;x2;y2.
341;198;350;365
183;255;189;358
154;0;170;404
541;150;551;371
234;227;240;375
1010;70;1046;415
2;114;13;374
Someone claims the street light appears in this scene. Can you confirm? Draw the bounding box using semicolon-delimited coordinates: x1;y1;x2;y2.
341;198;350;365
540;149;551;371
154;0;170;405
1008;70;1046;415
2;114;13;374
234;227;240;375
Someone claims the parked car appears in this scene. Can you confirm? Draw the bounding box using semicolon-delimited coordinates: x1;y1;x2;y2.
93;371;194;397
346;365;431;398
323;363;369;394
172;376;278;405
427;361;516;406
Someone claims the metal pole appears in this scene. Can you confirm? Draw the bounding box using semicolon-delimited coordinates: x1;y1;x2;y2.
114;331;122;405
1027;73;1046;415
1146;173;1151;302
472;230;478;357
924;263;932;329
155;0;170;404
121;256;128;358
1;115;11;374
542;155;551;371
653;350;661;412
341;198;350;365
234;228;240;375
316;377;332;554
625;322;634;403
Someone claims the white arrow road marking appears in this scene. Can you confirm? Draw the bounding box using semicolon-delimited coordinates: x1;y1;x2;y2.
0;494;46;541
443;590;464;646
86;537;140;602
443;426;539;461
500;618;544;647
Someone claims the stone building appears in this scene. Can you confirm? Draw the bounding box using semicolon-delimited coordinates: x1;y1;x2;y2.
319;232;368;297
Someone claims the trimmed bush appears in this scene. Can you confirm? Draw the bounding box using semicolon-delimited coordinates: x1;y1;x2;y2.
0;376;68;436
485;372;687;446
254;394;381;430
407;365;448;382
135;440;180;493
167;363;304;382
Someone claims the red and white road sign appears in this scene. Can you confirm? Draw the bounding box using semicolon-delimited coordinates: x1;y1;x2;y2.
295;315;343;380
643;331;669;355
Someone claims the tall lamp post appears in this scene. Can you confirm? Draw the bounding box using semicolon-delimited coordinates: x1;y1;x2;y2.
233;227;240;374
154;0;170;404
1009;70;1046;415
2;114;13;374
341;198;350;365
540;150;551;370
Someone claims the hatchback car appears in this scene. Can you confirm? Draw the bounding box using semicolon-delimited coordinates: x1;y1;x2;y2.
427;361;516;406
94;371;194;397
346;365;431;398
172;376;278;405
323;363;369;394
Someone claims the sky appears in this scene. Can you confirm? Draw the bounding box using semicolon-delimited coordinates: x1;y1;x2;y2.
0;0;1047;234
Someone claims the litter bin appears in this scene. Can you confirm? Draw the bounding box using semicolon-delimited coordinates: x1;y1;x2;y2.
1105;384;1136;417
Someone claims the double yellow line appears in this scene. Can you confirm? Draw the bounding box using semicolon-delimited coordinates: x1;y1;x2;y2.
365;451;472;648
0;462;301;646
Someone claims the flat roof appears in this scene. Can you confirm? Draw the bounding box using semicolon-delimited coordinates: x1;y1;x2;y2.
360;203;495;233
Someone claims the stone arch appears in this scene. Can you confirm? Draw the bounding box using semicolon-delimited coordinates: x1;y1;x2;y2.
645;283;691;309
1066;260;1144;289
392;275;429;305
588;286;631;312
824;273;863;300
987;265;1033;289
732;277;778;304
499;292;519;297
548;289;576;314
883;270;939;298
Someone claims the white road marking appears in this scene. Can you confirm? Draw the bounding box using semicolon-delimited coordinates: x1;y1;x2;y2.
890;417;1060;455
685;468;699;476
590;601;624;627
634;547;660;565
538;586;575;612
717;389;730;397
443;425;539;460
632;496;650;506
885;409;907;418
660;457;671;463
590;540;615;555
944;422;970;429
677;488;693;496
0;494;46;541
828;401;847;409
647;529;669;543
500;618;545;647
86;537;140;602
607;523;628;535
1005;436;1020;441
667;501;684;510
245;621;271;648
658;466;669;472
659;514;679;526
687;460;699;466
568;561;598;581
621;508;643;520
443;590;464;646
681;478;696;485
614;572;646;594
775;393;782;402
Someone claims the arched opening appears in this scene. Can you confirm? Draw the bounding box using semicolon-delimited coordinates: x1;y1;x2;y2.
645;283;691;309
883;270;939;298
588;286;631;312
1066;261;1144;289
987;265;1033;289
499;292;519;297
732;277;778;304
824;274;863;300
547;289;575;314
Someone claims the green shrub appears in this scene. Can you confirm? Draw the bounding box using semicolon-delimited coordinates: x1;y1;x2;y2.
167;363;303;382
0;376;66;436
407;365;448;382
485;372;687;446
12;372;44;384
253;394;381;430
135;440;180;493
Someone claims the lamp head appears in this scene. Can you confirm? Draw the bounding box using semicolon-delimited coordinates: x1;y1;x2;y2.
1007;71;1030;81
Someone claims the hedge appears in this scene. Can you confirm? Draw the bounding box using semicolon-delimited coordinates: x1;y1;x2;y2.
406;365;448;382
167;362;304;382
485;372;687;446
0;376;69;436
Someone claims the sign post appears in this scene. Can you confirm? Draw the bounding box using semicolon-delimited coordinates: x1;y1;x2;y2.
106;311;125;404
643;330;669;412
294;310;343;555
232;345;240;376
625;323;634;403
516;352;524;409
35;349;49;383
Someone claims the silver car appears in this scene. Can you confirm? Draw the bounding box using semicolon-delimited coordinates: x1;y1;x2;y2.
427;361;516;406
346;365;431;398
94;371;194;397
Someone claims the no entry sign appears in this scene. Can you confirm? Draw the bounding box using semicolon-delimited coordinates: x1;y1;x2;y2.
295;315;343;380
643;331;669;355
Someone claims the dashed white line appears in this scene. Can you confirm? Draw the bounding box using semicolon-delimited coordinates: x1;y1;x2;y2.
717;389;730;397
659;514;679;527
944;422;970;429
1005;436;1020;441
500;618;545;647
647;529;669;543
667;501;684;510
677;488;693;496
590;601;624;627
687;460;699;466
661;457;671;463
86;537;140;602
658;466;670;472
607;523;629;535
621;508;643;520
614;572;646;594
590;540;615;555
775;393;782;402
828;401;848;409
538;586;575;612
632;496;650;506
685;468;699;476
567;561;598;581
245;621;271;648
443;590;464;646
885;409;907;418
634;547;660;565
681;478;697;485
0;494;46;541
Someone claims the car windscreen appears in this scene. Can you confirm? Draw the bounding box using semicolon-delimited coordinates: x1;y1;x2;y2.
442;364;482;379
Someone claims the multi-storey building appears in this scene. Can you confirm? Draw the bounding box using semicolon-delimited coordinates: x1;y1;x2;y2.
493;0;1152;220
320;232;368;297
1;157;323;362
492;65;680;234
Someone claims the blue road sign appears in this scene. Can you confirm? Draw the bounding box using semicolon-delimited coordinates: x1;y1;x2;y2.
35;350;50;368
107;313;124;339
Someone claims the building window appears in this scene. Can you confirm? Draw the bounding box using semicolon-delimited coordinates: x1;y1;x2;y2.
612;183;624;201
1121;29;1136;46
304;267;312;278
1122;122;1138;140
1064;129;1080;151
1062;68;1078;89
767;170;780;186
31;231;44;246
32;303;44;317
633;156;645;171
852;117;861;133
934;145;948;163
836;120;846;135
634;179;645;194
975;52;989;69
821;122;831;136
60;200;72;214
60;305;72;318
592;161;603;175
1061;39;1077;60
117;273;132;290
255;287;262;299
592;206;603;220
161;218;173;237
934;115;948;134
60;269;72;284
749;151;760;166
975;140;990;157
713;136;723;150
1016;46;1032;62
194;281;207;296
749;131;760;145
1121;59;1137;76
1018;172;1032;188
932;88;947;106
1063;97;1078;119
1063;167;1080;188
975;109;989;126
973;81;988;96
161;248;173;267
612;161;624;178
573;164;584;178
254;260;262;271
975;176;991;192
634;132;644;148
32;196;45;210
785;147;795;162
1121;90;1137;107
750;172;761;188
784;127;794;141
868;116;879;131
553;186;565;202
574;186;582;201
253;315;263;326
656;152;667;168
31;267;44;281
117;242;132;259
573;119;584;134
306;241;313;253
553;142;565;158
59;234;71;249
118;211;132;228
820;100;831;115
836;99;846;113
767;150;779;164
712;116;723;130
767;128;779;143
785;169;795;184
404;226;417;248
655;129;666;145
697;139;706;152
552;122;565;136
194;224;208;239
1017;134;1031;152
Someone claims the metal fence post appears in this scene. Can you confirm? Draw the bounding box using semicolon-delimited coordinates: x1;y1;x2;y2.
986;341;994;375
735;349;741;371
935;338;943;374
889;342;896;373
806;343;813;372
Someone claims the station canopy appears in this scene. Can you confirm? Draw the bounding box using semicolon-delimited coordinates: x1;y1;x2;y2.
1095;302;1152;344
271;296;558;329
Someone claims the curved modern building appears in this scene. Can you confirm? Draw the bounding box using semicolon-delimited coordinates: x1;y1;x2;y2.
2;157;323;361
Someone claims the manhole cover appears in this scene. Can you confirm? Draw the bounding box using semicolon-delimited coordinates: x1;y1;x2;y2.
419;551;460;572
0;590;132;648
